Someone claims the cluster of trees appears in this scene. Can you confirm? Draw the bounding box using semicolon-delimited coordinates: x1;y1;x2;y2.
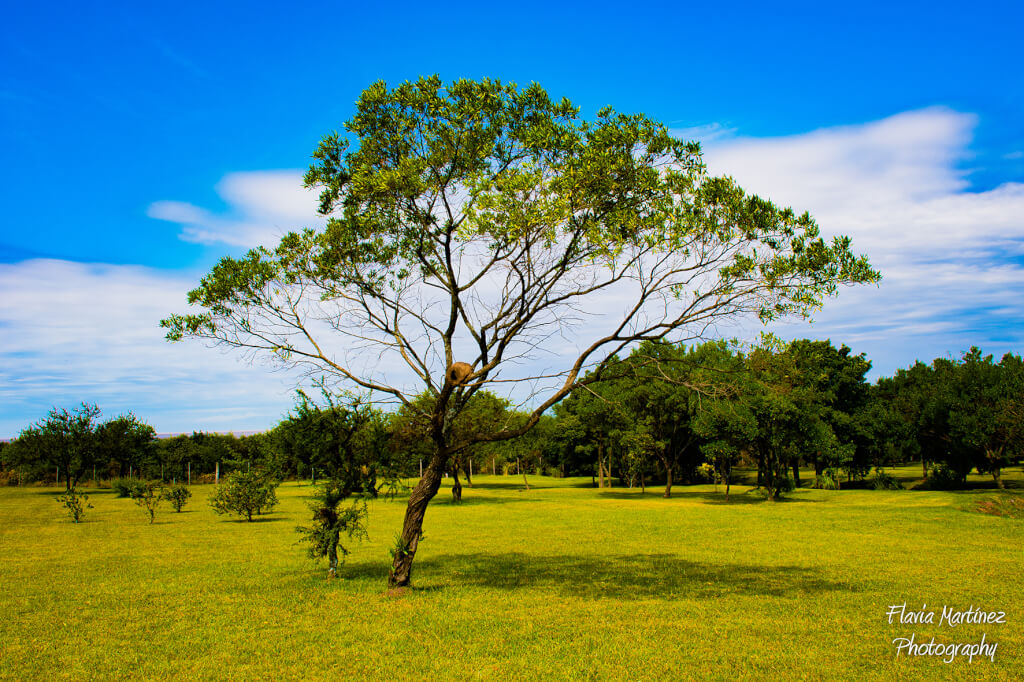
2;404;155;489
4;341;1020;501
875;347;1023;488
504;339;1024;497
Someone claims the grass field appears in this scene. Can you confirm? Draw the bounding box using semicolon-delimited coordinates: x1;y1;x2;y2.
1;466;1021;680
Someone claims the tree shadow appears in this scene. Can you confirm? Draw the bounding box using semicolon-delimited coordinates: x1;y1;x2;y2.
594;490;819;505
338;552;850;599
222;515;287;523
442;495;534;507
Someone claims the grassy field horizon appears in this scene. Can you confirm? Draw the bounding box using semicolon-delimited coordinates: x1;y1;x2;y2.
2;467;1021;680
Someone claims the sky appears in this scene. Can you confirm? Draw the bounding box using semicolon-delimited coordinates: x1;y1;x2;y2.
2;1;1023;436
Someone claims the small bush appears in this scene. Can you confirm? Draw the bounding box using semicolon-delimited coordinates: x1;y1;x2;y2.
694;462;717;483
112;478;146;498
813;469;841;490
56;488;92;523
921;464;963;490
165;485;192;512
210;470;279;521
296;480;369;578
134;481;163;523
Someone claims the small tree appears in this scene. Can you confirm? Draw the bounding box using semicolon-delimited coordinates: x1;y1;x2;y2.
134;481;163;523
56;487;92;523
210;470;279;521
297;480;369;578
165;484;192;512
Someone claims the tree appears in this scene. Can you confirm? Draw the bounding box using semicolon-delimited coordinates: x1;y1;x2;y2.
296;481;369;578
276;390;396;495
134;481;163;524
162;76;878;586
949;348;1023;489
56;488;92;523
10;403;102;490
165;484;192;512
209;470;280;521
96;413;157;480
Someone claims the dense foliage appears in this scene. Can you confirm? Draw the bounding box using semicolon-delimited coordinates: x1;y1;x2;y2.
209;470;280;521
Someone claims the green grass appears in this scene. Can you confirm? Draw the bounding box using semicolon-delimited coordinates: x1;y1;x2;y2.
1;469;1022;680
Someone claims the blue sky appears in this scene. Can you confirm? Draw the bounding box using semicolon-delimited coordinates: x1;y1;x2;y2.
2;1;1023;436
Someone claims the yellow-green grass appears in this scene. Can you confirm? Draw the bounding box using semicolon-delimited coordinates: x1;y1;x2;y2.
1;470;1021;681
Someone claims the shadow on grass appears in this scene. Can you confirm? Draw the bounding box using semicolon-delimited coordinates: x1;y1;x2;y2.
219;515;288;523
338;551;851;599
595;490;819;505
441;494;534;507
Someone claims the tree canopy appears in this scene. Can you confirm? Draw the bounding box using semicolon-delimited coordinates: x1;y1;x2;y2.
162;76;878;586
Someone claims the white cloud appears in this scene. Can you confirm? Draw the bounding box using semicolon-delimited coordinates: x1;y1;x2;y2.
698;108;1024;373
147;170;324;248
6;108;1022;436
0;259;304;436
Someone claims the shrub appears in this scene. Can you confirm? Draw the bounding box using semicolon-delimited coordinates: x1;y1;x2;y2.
165;485;192;512
134;481;163;523
296;480;369;578
210;470;279;521
56;488;92;523
694;462;717;483
813;468;841;490
921;464;962;490
112;478;146;498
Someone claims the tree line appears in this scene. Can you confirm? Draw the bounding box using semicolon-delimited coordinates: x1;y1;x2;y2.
3;340;1020;497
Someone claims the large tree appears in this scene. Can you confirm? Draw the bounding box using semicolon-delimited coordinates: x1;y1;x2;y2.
162;76;878;586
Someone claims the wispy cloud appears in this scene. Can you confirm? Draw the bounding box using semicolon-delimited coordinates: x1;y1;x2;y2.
148;170;325;248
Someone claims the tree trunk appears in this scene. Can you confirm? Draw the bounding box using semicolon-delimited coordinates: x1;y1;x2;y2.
662;458;673;498
327;538;339;579
597;444;605;489
389;451;446;588
992;467;1005;489
792;460;801;487
451;468;462;502
466;459;473;487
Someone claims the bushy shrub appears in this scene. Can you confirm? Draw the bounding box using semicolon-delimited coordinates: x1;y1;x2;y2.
56;488;92;523
921;464;963;490
112;478;146;498
813;468;841;490
694;462;717;483
296;480;369;578
210;470;279;521
165;485;192;512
